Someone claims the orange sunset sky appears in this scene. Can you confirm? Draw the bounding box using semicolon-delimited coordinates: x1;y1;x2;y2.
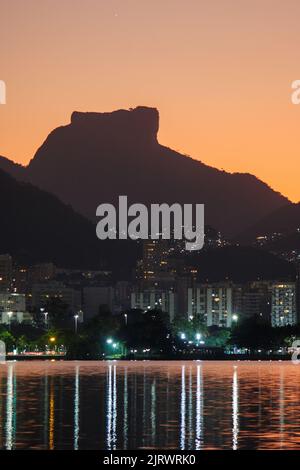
0;0;300;201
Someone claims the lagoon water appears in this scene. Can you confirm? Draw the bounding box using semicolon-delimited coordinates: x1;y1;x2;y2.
0;360;300;450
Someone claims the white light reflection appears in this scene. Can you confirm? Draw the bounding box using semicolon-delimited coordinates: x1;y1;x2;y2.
195;364;203;449
180;365;186;450
74;365;80;450
6;363;15;450
142;369;146;448
232;366;239;450
188;366;193;449
106;363;117;450
151;380;156;446
106;364;112;449
123;367;128;449
112;364;117;449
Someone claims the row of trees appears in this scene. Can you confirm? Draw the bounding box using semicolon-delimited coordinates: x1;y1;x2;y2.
231;314;300;351
2;297;298;357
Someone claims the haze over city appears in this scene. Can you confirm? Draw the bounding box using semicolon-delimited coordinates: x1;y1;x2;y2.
1;0;300;201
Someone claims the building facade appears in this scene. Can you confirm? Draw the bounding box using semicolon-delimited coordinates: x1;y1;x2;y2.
131;289;177;322
0;292;32;324
82;286;114;319
31;281;81;313
187;284;233;327
0;254;13;291
271;282;296;326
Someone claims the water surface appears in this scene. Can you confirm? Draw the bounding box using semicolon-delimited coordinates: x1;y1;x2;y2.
0;360;300;450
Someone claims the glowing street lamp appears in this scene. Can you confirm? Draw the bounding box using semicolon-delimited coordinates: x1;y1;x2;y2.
232;314;238;322
195;332;202;341
48;336;56;354
74;313;79;334
40;307;48;328
7;311;13;330
106;338;119;355
180;332;186;340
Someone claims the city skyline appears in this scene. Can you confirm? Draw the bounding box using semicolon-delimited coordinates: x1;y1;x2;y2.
1;0;300;201
2;0;300;458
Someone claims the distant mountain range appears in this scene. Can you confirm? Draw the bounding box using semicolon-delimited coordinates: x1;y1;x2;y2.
238;203;300;243
0;168;144;274
264;232;300;255
190;246;295;282
0;166;294;281
0;106;290;238
0;169;104;268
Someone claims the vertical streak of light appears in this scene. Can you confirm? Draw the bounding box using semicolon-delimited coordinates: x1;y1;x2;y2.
106;364;112;450
123;367;128;449
188;366;193;449
133;373;137;448
13;372;17;445
5;363;14;450
279;367;285;449
142;368;146;447
195;364;203;450
165;372;170;447
112;364;117;449
49;378;55;450
180;365;186;450
151;380;156;447
232;366;239;450
44;372;48;448
74;365;80;450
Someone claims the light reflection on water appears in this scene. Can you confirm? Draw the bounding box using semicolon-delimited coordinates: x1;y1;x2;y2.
1;360;300;450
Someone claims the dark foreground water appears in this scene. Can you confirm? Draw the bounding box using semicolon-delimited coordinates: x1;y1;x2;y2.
0;360;300;450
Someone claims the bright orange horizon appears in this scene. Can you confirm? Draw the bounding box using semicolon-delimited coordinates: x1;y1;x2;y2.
1;0;300;202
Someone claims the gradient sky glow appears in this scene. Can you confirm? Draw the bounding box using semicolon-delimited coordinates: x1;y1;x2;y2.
1;0;300;201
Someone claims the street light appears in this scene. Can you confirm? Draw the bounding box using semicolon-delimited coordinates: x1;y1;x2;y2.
74;314;79;334
195;333;201;341
124;313;128;326
7;311;13;330
180;332;186;340
106;338;120;356
232;314;238;322
49;336;56;354
40;307;48;328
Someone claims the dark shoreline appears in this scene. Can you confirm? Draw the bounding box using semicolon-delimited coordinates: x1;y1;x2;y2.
5;354;293;361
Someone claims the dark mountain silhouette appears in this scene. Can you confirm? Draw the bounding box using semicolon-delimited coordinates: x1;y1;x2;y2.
264;232;300;254
0;168;143;273
0;168;293;280
0;107;289;238
0;169;104;268
189;246;295;283
0;155;26;180
238;203;300;243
